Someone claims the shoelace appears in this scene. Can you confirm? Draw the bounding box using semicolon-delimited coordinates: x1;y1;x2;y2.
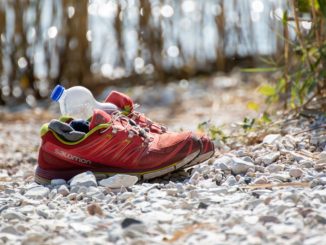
100;111;154;144
129;104;167;133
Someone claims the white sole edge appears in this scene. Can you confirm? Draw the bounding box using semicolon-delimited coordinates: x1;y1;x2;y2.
183;151;214;169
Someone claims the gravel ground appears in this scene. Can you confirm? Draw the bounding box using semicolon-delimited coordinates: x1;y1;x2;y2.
0;109;326;244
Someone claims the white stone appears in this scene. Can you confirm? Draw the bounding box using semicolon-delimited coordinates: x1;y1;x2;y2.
299;159;314;168
99;174;138;188
260;152;280;165
253;176;268;184
70;171;97;187
3;211;27;221
272;173;291;182
266;163;284;173
263;134;281;144
270;224;297;234
189;171;200;185
319;177;326;185
289;168;303;178
49;188;57;199
223;175;237;186
230;157;255;175
51;179;66;186
58;185;70;196
320;151;326;160
24;186;50;199
289;152;306;162
213;156;232;170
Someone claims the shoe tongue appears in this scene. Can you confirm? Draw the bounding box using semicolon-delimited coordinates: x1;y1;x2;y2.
89;109;112;130
104;91;134;114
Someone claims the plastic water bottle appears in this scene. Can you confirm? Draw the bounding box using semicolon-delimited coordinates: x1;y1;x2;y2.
50;85;118;119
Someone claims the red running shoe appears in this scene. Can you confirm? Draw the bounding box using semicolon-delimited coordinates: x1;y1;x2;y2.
104;91;215;167
35;109;201;184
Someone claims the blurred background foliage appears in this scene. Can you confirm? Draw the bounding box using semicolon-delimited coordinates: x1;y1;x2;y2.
0;0;325;110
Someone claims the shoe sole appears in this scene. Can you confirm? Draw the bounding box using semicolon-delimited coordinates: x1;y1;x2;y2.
183;150;215;169
34;150;200;185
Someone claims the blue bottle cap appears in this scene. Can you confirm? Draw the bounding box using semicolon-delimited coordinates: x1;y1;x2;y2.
50;85;65;101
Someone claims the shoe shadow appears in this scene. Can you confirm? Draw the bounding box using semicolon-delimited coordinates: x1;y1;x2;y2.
143;169;192;184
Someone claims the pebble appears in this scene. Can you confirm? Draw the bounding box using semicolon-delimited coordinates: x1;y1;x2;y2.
289;168;303;178
57;185;70;196
99;174;138;188
1;110;325;244
299;159;314;168
230;157;255;175
253;176;268;184
266;163;284;173
320;151;326;160
87;203;103;216
24;186;50;199
3;210;27;221
263;134;281;144
213;156;232;171
189;171;200;185
70;171;97;187
51;179;66;186
272;173;291;182
223;175;237;186
260;152;280;165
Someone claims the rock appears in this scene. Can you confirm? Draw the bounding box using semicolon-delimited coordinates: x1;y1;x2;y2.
260;152;280;165
49;188;57;199
87;203;103;216
270;224;297;234
213;156;232;170
234;150;246;157
315;163;326;171
51;179;66;186
318;177;326;185
24;186;49;199
320;151;326;160
266;163;284;173
253;176;268;184
242;156;254;163
0;226;20;235
58;185;70;196
121;218;143;228
289;152;306;162
272;173;291;182
230;157;254;175
263;134;281;144
36;205;50;219
3;210;27;221
99;174;138;188
299;159;314;168
223;175;237;186
317;159;326;164
70;171;97;187
289;168;303;178
189;172;200;185
259;215;280;224
198;179;217;188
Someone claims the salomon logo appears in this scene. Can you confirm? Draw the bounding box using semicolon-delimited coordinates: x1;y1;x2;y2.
55;149;92;165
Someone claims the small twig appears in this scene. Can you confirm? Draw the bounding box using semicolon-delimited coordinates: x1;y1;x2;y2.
292;124;326;136
240;182;310;189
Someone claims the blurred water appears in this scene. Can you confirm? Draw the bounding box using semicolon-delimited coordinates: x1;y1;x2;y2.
0;0;304;104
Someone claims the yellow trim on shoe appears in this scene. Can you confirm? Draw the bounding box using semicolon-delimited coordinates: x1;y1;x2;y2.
40;122;112;145
50;123;111;145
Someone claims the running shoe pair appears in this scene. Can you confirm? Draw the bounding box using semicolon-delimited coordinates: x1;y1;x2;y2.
35;91;214;184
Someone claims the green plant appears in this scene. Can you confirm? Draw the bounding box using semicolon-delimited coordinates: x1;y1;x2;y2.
244;0;326;112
